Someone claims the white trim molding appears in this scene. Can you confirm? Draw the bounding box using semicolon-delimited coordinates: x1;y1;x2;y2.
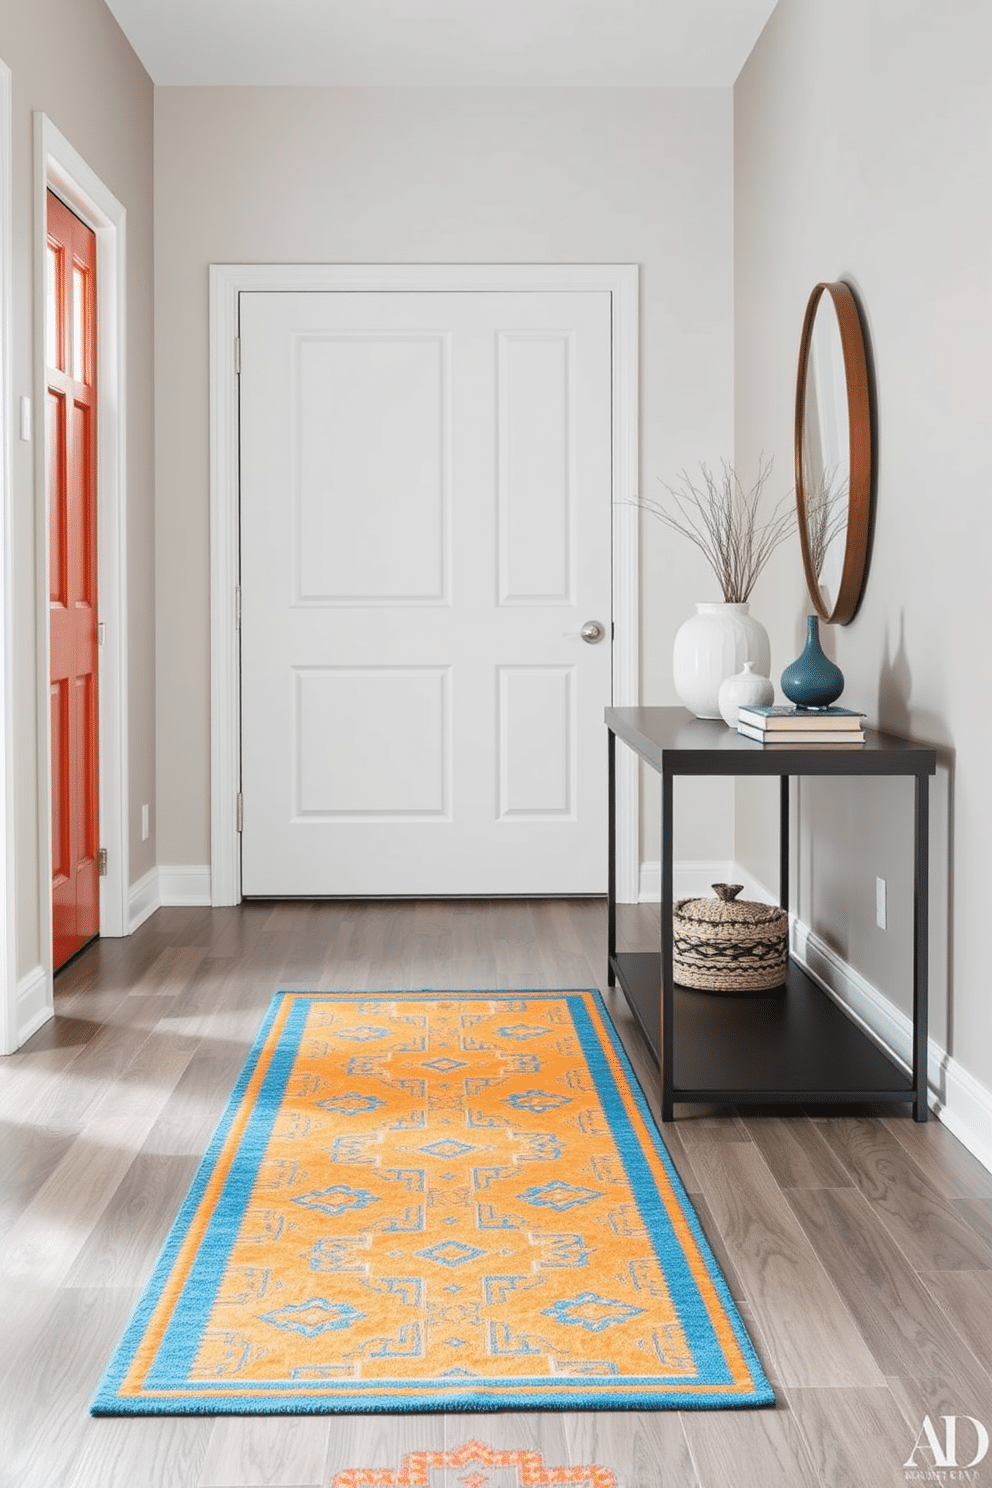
209;263;640;906
792;921;992;1174
15;965;50;1049
0;57;14;1054
638;858;773;905
935;1057;992;1179
34;117;130;991
127;866;160;933
128;865;213;929
159;865;212;908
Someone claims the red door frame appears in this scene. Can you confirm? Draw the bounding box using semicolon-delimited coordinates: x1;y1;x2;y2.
47;191;99;970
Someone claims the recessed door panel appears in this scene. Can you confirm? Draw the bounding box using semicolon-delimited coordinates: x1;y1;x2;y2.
73;400;96;607
295;667;449;818
51;679;70;883
498;333;573;605
76;672;98;859
295;334;448;604
497;666;574;819
48;390;67;607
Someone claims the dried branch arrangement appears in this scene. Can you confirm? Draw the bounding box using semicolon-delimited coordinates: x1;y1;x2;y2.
636;458;795;605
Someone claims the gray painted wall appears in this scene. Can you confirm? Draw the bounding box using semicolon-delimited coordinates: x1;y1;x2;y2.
734;0;992;1092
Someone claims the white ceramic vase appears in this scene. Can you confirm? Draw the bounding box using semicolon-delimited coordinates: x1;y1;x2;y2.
673;602;771;720
718;661;775;728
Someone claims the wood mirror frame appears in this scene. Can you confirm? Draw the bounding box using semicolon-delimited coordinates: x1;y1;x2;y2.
794;281;873;625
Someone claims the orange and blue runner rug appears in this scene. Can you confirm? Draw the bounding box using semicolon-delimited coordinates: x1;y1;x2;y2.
92;990;774;1413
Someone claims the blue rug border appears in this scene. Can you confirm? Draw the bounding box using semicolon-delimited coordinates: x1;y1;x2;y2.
91;987;775;1415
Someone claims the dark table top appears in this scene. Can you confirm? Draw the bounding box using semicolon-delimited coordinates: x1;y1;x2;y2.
605;706;937;777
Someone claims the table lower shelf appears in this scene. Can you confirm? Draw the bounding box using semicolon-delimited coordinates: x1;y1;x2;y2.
610;950;916;1109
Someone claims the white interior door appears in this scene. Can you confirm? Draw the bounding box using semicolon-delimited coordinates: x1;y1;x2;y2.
239;289;613;896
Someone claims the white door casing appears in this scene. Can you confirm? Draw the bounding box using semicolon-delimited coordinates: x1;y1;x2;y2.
9;116;130;1052
209;264;639;904
0;58;13;1051
240;289;613;895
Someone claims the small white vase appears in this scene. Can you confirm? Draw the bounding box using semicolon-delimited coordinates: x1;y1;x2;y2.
718;661;775;727
673;602;771;720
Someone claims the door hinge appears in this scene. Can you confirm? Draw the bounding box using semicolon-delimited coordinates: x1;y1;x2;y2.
234;337;241;375
236;792;244;832
97;621;106;646
235;585;242;629
98;847;108;876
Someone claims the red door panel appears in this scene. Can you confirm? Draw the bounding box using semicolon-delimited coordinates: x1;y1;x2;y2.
47;192;99;970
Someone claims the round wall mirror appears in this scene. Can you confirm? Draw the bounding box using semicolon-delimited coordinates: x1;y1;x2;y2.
794;281;873;624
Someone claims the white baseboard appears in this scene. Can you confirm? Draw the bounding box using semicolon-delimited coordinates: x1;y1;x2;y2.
638;859;775;905
16;964;51;1046
933;1058;992;1177
128;866;160;933
639;858;992;1177
158;864;212;907
792;920;992;1175
127;864;213;926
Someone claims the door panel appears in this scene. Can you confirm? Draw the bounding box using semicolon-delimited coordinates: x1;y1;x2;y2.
498;666;574;818
296;666;450;819
239;289;612;897
296;333;448;603
498;331;573;604
47;192;99;968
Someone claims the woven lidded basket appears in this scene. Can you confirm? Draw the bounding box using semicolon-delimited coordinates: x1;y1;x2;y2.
673;883;788;994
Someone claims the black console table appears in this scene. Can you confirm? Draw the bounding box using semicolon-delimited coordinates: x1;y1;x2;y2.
606;707;936;1122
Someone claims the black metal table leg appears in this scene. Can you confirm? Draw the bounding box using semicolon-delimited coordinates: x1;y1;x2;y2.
661;770;674;1122
913;770;930;1122
780;775;790;913
607;730;617;986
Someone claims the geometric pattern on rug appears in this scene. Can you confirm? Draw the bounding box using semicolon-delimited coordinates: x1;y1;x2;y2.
91;990;774;1413
331;1439;617;1486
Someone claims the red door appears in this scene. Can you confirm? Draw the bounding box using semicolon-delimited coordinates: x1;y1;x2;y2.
47;192;100;970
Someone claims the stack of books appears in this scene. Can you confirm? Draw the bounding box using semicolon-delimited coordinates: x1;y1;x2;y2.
737;704;866;745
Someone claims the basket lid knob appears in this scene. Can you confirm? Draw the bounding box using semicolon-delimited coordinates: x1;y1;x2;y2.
713;883;744;902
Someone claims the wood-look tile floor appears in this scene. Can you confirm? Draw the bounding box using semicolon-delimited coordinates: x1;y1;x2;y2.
1;899;990;1487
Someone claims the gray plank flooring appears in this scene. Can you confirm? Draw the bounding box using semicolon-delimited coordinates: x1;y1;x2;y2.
1;899;990;1487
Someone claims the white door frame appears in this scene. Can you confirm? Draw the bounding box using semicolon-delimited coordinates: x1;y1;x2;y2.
32;117;129;1002
0;59;14;1052
209;263;639;906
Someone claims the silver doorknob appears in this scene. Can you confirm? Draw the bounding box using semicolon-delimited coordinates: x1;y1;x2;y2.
580;620;606;644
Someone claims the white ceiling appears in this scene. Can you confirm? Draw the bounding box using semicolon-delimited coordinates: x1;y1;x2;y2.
102;0;779;88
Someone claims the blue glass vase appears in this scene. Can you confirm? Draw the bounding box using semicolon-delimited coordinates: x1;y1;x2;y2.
780;614;844;709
